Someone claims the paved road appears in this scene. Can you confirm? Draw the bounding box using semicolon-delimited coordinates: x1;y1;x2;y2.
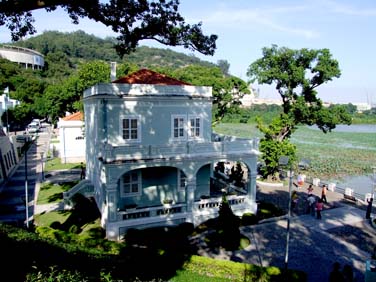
195;182;376;282
0;127;51;226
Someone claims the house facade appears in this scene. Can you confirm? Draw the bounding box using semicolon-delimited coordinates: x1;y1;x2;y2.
83;69;260;240
0;127;19;184
58;112;85;163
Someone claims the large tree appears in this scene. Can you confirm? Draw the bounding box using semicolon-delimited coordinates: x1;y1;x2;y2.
247;45;352;177
0;0;217;57
163;65;250;124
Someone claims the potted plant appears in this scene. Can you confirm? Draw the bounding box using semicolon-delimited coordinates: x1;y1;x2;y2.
163;198;173;205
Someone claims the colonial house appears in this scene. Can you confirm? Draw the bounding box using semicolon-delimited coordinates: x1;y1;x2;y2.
58;112;85;163
82;69;260;240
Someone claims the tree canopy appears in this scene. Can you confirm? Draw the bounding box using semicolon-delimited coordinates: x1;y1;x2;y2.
0;0;217;57
247;45;352;177
159;65;250;123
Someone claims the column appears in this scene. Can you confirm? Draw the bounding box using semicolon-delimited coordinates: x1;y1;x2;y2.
185;180;196;211
248;170;258;203
107;184;118;222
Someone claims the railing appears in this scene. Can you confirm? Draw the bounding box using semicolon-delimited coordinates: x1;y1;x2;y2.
195;195;247;210
63;179;94;206
117;203;187;221
306;177;375;205
102;138;259;162
117;194;248;221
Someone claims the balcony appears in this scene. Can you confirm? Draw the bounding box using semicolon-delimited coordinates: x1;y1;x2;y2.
101;137;259;163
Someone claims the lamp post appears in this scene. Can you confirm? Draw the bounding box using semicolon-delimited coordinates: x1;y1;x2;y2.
24;144;29;229
40;152;44;181
279;156;293;274
372;167;376;199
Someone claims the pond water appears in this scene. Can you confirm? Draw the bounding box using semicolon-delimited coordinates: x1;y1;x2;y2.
330;175;376;196
309;124;376;133
309;124;376;196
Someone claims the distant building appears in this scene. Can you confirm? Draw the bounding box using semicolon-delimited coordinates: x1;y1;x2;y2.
58;112;85;163
353;102;372;113
240;86;283;107
0;45;44;70
0;88;20;131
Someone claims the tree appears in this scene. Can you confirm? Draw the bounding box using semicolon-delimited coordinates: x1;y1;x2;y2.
217;59;230;76
164;65;249;124
0;0;217;57
247;45;352;177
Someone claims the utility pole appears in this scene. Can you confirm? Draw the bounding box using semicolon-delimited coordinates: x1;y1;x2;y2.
24;145;29;228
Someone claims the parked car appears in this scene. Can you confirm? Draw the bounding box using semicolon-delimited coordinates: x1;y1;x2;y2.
27;122;39;134
31;119;41;128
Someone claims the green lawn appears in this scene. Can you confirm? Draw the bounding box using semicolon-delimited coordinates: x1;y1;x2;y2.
34;210;71;227
37;181;78;204
44;158;82;171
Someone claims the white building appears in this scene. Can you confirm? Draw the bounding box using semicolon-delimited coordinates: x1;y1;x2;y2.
0;45;44;70
58;112;85;163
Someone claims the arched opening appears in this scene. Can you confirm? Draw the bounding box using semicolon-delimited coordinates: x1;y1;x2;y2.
116;166;187;211
212;160;250;196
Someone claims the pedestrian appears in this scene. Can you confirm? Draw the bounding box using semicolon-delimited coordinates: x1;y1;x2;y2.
329;262;344;282
307;184;314;196
342;264;353;282
315;198;323;219
80;162;86;180
291;190;299;211
366;197;373;219
321;184;328;203
307;195;316;216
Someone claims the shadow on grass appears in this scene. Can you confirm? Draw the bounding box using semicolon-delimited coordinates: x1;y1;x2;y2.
47;192;63;203
2;192;194;281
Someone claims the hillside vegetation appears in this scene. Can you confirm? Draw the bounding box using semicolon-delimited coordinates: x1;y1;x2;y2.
12;30;216;70
1;30;248;127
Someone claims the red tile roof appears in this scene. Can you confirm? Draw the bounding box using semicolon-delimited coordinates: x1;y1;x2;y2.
113;69;191;86
62;112;83;121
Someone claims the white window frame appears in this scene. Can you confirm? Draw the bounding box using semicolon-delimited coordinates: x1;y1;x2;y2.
177;169;187;190
171;114;186;140
188;115;202;139
121;170;142;197
120;115;141;142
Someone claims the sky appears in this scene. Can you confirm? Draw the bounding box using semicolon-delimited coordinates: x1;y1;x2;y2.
0;0;375;105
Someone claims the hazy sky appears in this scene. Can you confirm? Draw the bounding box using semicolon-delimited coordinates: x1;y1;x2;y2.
0;0;375;104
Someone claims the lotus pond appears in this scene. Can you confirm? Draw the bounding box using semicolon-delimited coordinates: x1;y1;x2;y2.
213;123;376;182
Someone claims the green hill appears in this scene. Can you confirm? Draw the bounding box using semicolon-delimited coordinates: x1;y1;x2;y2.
12;30;216;70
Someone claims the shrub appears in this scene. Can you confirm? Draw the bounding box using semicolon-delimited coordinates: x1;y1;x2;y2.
241;213;258;226
68;224;81;234
177;222;194;237
26;266;87;282
217;195;241;250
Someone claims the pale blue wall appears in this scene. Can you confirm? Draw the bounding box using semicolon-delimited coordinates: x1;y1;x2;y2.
118;166;187;209
195;164;211;200
105;98;212;146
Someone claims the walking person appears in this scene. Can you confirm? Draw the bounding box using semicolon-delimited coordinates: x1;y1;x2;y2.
321;184;328;203
307;184;314;196
315;198;323;219
366;197;373;219
291;190;299;211
307;195;316;216
80;162;86;180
